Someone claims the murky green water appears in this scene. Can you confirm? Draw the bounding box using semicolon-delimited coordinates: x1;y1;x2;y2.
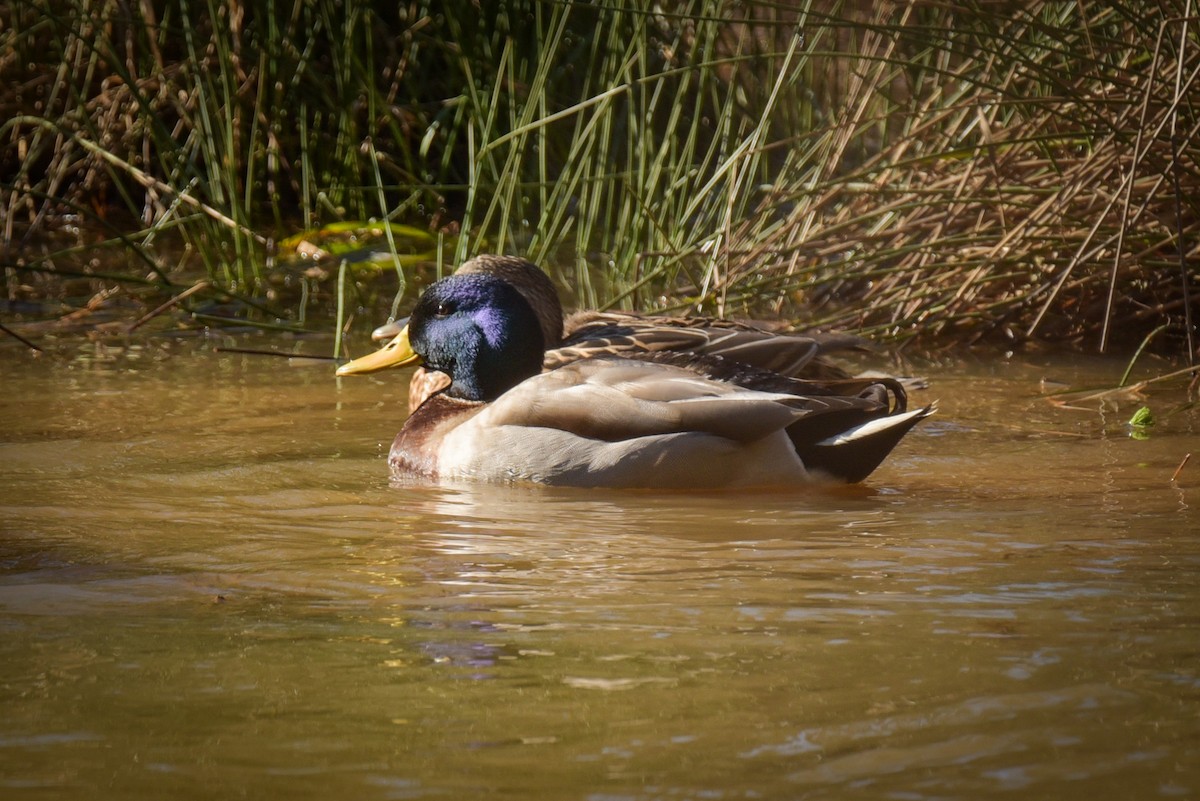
2;337;1199;799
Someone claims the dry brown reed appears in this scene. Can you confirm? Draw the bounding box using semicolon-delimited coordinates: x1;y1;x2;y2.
710;1;1199;356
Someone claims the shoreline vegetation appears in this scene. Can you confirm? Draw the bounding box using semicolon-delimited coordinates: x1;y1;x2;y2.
1;0;1197;362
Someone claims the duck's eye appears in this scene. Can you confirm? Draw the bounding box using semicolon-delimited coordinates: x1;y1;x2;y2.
434;301;455;317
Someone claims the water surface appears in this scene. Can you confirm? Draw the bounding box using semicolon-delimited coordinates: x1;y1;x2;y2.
2;338;1198;799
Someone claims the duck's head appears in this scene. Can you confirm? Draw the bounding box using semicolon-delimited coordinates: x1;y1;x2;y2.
369;255;564;348
337;274;545;402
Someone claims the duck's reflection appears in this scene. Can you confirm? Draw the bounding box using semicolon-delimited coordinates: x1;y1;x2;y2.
350;479;904;677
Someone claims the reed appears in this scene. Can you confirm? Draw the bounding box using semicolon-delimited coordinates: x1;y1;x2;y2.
1;0;1195;357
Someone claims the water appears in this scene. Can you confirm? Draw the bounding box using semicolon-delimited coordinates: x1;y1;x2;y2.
2;337;1199;799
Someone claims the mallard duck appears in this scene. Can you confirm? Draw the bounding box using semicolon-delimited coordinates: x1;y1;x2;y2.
336;271;934;488
352;255;868;411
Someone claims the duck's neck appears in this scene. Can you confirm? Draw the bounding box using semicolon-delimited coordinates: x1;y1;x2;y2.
448;350;538;401
445;310;544;402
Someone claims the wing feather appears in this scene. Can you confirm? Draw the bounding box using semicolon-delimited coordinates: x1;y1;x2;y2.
475;359;808;443
550;312;832;377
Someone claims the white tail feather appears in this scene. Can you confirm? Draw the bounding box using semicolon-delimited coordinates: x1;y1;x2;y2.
815;403;937;446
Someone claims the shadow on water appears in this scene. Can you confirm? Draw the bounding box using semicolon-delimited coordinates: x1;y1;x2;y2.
1;340;1198;799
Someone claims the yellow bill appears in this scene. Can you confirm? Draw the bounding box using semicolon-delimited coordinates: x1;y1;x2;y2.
335;324;423;376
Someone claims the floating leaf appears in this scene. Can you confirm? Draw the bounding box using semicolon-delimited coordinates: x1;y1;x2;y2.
1127;406;1154;439
278;221;448;273
1128;406;1154;428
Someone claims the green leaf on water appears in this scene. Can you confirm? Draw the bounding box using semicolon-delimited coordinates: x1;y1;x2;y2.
1128;406;1154;428
1127;406;1154;439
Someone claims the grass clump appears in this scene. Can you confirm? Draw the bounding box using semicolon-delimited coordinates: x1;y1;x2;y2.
731;1;1200;358
0;0;1196;359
